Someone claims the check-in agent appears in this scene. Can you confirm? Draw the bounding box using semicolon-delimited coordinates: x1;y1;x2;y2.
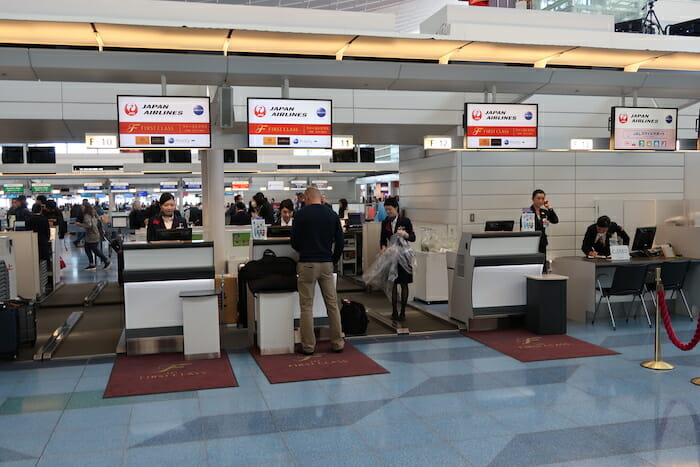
581;215;630;257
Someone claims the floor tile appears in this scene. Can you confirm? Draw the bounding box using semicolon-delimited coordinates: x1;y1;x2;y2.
325;381;393;403
453;436;515;467
0;393;71;415
489;407;578;433
202;412;277;440
351;399;417;426
465;387;537;411
199;392;268;416
270;404;346;432
296;451;383;467
74;375;110;392
262;387;331;410
637;446;700;466
402;392;482;418
44;424;128;456
357;419;442;450
125;441;207;467
425;412;512;441
128;419;201;447
128;398;200;425
0;411;62;436
375;443;468;467
207;434;291;467
56;405;132;431
37;450;124;467
0;430;53;458
282;426;368;458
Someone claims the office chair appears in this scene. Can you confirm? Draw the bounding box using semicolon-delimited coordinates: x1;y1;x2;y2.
594;263;652;330
646;261;693;320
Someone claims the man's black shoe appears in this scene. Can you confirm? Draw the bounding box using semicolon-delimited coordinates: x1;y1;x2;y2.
332;347;344;354
297;349;314;356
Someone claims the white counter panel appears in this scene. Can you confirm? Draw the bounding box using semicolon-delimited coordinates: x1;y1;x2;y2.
124;279;215;329
472;264;543;308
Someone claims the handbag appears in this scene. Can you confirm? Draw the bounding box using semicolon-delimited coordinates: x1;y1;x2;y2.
239;249;297;293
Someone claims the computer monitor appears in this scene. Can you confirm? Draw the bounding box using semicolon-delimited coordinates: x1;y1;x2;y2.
485;220;515;232
111;216;128;228
347;212;364;227
267;226;292;238
631;226;656;251
153;228;192;242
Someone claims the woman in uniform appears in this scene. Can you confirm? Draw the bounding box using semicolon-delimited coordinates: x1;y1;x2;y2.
146;192;188;241
380;197;416;321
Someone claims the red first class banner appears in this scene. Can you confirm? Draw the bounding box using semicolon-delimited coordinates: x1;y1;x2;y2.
248;123;332;136
467;127;538;137
119;122;210;134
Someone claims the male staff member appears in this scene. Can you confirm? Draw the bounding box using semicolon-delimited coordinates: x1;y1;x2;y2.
581;215;629;257
291;187;344;355
526;189;559;255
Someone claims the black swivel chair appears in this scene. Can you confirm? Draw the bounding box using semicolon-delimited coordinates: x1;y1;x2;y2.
647;261;693;320
594;263;652;330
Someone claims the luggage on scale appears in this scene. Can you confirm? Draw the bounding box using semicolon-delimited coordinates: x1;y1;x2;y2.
240;249;297;293
0;299;37;358
340;299;369;335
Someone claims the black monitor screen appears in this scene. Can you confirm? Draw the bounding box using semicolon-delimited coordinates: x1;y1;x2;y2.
485;220;515;232
238;150;258;163
267;226;292;238
27;147;56;164
332;149;356;163
359;147;375;163
1;146;24;164
632;226;656;251
153;228;192;242
224;149;236;163
347;212;364;226
143;150;166;163
168;150;192;163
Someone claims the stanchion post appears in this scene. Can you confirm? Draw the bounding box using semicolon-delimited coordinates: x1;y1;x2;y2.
641;267;675;371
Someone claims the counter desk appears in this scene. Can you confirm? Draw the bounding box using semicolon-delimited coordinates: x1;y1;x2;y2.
551;255;700;323
122;241;215;355
449;231;544;329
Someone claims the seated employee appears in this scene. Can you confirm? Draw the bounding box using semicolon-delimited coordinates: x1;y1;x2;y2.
146;192;188;241
274;199;294;227
581;215;630;257
229;202;251;226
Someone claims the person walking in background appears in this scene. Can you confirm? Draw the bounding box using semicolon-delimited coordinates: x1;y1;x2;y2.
77;204;110;271
291;187;344;355
380;197;416;321
294;192;305;212
229;202;252;226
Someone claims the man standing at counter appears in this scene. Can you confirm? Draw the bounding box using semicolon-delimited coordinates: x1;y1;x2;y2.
291;187;345;355
581;215;629;257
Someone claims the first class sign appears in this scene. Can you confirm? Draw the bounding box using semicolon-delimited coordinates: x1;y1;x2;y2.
117;96;211;149
247;98;332;149
465;103;538;149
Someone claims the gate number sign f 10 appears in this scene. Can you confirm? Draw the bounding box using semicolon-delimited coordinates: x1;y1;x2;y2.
247;98;332;149
465;103;538;149
117;95;211;149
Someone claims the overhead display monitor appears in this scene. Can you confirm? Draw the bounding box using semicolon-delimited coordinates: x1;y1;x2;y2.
117;95;211;149
611;107;677;151
465;103;538;149
247;98;332;149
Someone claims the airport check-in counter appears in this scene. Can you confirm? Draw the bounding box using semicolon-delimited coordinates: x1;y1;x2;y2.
246;238;334;354
449;232;544;327
122;241;215;355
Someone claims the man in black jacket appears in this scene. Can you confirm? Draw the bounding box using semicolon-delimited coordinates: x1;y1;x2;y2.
581;215;630;257
291;186;344;355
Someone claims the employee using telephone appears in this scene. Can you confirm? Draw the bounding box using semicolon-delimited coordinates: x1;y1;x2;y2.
581;215;629;257
525;189;559;254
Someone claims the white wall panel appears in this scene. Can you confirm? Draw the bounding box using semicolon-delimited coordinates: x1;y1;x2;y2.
534;152;576;166
462;152;534;167
61;103;116;120
576;153;685;166
400;195;458;210
533;166;575;179
576;166;684;180
353;108;461;125
462;180;534;196
353;90;465;110
400;167;457;184
0;81;61;102
532;180;576;195
462;166;532;181
401;181;458;197
576;180;682;195
0;102;62;119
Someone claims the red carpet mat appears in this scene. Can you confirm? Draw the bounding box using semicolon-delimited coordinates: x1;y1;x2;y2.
104;352;238;398
250;341;389;384
463;329;619;362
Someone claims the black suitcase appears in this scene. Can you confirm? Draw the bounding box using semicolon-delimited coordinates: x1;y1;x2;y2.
341;299;369;335
240;249;297;294
12;300;37;347
0;306;18;358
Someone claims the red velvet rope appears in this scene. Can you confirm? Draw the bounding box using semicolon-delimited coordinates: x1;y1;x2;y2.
658;290;700;351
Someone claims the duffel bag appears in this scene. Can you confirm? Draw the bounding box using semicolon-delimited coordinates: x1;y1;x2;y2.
240;249;297;293
340;299;369;335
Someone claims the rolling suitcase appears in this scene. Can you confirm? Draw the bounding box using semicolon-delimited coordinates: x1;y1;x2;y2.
340;299;369;335
0;305;18;358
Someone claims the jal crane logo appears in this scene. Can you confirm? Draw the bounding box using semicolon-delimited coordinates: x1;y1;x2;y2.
618;113;629;124
471;109;483;121
124;104;138;117
254;105;267;118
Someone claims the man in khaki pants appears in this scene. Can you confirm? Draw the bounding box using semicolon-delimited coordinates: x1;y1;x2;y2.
291;187;345;355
